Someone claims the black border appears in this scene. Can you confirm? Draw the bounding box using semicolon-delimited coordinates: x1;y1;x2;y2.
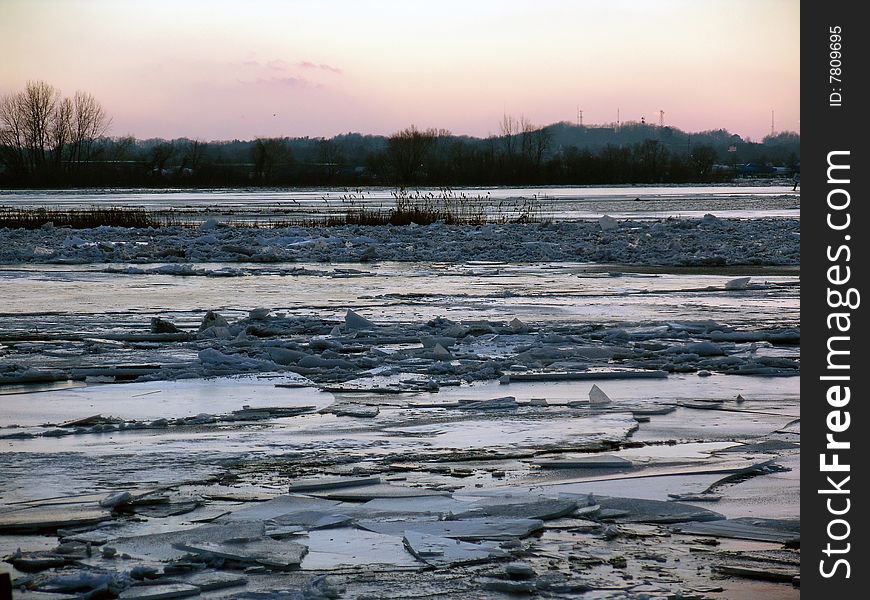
802;1;868;595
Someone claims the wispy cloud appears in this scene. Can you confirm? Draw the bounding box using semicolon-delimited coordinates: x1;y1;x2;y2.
297;61;343;74
244;58;343;76
248;76;323;90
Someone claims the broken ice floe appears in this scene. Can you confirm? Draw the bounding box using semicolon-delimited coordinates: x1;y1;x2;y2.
176;538;308;570
402;531;507;567
1;285;799;388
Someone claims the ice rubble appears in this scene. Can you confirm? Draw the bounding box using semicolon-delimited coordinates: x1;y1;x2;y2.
0;308;800;389
1;218;800;266
0;368;801;596
2;473;800;596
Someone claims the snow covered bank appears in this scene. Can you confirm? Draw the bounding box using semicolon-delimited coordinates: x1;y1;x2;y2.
1;217;800;266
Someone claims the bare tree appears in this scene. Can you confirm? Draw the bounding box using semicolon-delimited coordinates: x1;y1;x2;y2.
690;145;717;179
531;127;551;167
317;139;344;179
519;115;535;165
500;115;550;174
179;138;207;174
21;81;61;170
107;135;136;162
146;141;176;174
251;138;292;181
386;125;439;184
70;90;111;166
0;92;27;174
50;97;73;168
499;114;518;159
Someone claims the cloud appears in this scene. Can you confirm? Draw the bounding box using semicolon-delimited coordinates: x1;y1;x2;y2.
242;58;343;76
248;76;323;90
267;59;291;71
297;61;343;75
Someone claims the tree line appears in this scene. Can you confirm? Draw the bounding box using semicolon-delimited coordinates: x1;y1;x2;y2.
1;81;799;188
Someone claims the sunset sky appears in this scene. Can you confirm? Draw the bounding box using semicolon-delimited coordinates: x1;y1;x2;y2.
1;0;799;141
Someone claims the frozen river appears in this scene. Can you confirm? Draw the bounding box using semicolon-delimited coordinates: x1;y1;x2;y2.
0;183;800;222
0;188;800;598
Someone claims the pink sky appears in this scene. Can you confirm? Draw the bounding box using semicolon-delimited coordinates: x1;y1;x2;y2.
0;0;799;141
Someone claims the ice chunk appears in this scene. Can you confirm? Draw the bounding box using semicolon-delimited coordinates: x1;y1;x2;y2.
482;579;536;594
725;276;752;290
667;492;722;502
119;583;201;599
186;571;248;591
326;403;379;418
303;575;346;598
288;476;381;493
0;503;110;534
266;347;306;365
62;235;90;248
420;335;456;349
589;384;612;406
37;570;126;594
222;496;344;522
432;344;453;361
298;354;355;370
598;215;618;231
198;348;278;372
508;317;528;333
270;511;353;531
359;517;544;541
674;517;799;544
99;491;133;508
345;309;375;330
329;325;342;337
713;565;798;583
534;455;632;469
10;553;69;572
301;527;419;569
596;497;724;524
248;308;270;320
403;531;507;567
175;538;308;570
150;317;182;334
458;396;517;410
505;561;536;579
452;497;578;521
198;311;229;332
263;524;305;538
112;522;266;561
199;218;220;230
